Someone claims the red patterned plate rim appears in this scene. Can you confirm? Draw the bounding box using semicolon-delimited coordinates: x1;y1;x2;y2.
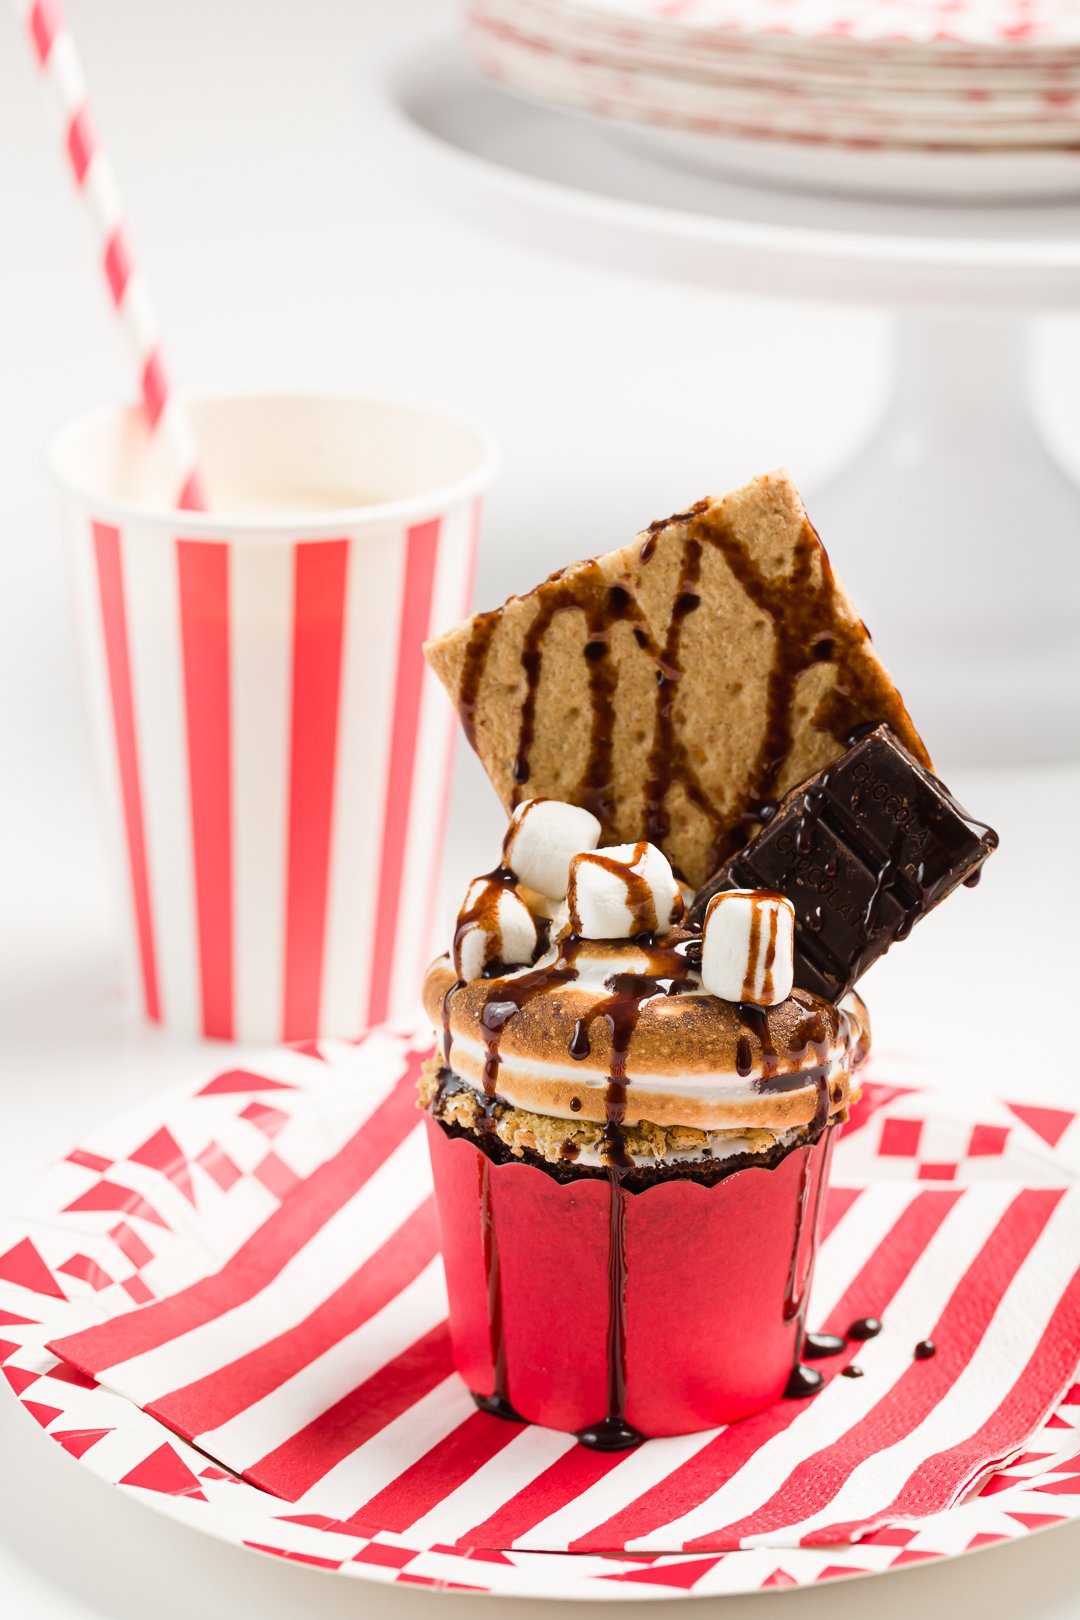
1;1031;1079;1600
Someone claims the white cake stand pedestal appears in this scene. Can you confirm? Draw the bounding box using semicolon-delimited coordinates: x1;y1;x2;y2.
809;314;1080;761
384;36;1080;759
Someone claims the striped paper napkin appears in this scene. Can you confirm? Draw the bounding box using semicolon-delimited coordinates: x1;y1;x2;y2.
47;1035;1080;1553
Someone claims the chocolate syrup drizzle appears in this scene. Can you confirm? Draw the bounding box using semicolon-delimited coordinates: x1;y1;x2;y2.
450;863;521;988
687;735;999;996
472;1157;520;1422
569;843;678;938
804;1332;846;1360
781;1127;836;1399
568;959;697;1450
453;506;930;882
441;907;853;1440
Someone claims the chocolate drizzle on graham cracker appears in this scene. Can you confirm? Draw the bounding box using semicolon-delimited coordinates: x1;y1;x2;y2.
427;473;930;888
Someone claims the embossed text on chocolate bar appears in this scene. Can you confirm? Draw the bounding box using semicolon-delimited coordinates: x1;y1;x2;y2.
688;726;997;1002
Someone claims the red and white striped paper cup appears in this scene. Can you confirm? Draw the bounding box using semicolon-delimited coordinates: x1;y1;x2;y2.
52;391;497;1043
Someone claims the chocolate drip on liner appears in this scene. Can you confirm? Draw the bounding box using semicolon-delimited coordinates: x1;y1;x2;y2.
580;967;690;1448
463;939;700;1452
575;1170;643;1453
782;1123;836;1400
783;1101;832;1326
575;973;664;1451
474;1156;521;1420
445;931;844;1443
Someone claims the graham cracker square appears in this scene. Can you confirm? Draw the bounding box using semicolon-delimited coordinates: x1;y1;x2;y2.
424;470;929;889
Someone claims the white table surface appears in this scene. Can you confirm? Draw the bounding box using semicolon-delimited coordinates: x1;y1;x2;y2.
3;0;1080;1614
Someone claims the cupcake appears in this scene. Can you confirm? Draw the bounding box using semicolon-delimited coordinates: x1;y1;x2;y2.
422;820;870;1443
418;472;992;1446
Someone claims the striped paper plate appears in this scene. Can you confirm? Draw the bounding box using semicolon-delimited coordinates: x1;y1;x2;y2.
463;0;1080;196
3;1029;1080;1599
486;0;1080;51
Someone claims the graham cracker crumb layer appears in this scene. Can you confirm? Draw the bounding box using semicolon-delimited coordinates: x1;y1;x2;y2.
418;1056;854;1171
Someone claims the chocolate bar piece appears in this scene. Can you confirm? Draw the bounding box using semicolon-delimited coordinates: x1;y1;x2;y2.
688;726;997;1003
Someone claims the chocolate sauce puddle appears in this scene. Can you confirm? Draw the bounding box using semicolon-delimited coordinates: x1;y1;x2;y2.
803;1332;845;1360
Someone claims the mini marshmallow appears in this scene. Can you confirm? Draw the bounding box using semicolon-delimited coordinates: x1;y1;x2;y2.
567;842;683;939
701;889;795;1007
502;798;601;900
453;877;538;982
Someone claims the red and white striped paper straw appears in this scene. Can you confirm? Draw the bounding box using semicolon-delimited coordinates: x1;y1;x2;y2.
14;0;207;511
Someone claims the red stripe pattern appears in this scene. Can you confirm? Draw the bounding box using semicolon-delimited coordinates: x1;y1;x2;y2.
66;105;96;186
71;499;475;1040
366;518;442;1027
103;228;131;306
91;523;160;1021
177;540;233;1038
28;0;60;64
282;541;350;1043
141;349;169;429
46;1047;1080;1556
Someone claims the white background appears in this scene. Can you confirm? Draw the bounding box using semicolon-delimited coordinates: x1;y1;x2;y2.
2;0;1080;1615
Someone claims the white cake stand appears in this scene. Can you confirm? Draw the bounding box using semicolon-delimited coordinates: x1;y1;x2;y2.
382;37;1080;761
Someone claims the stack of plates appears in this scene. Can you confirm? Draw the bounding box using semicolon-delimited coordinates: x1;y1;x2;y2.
464;0;1080;197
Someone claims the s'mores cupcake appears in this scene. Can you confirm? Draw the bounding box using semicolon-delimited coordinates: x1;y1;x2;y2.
422;819;868;1442
418;472;991;1445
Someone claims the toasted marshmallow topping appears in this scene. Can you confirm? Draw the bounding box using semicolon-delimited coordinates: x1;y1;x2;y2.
567;842;683;939
502;798;601;900
702;889;795;1007
453;876;538;982
433;821;865;1157
425;944;864;1134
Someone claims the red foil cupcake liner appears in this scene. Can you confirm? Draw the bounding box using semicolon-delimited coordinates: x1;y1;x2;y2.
424;1115;835;1441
